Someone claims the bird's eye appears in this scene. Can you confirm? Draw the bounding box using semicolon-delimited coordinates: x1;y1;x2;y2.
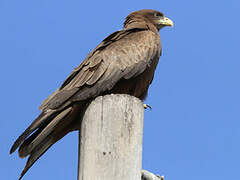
154;12;163;17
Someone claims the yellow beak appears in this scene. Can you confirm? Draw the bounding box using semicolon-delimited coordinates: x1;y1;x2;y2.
159;16;174;27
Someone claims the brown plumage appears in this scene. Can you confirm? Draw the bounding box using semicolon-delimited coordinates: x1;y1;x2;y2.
10;9;173;179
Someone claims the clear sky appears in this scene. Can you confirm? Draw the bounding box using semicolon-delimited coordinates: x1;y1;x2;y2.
1;0;239;179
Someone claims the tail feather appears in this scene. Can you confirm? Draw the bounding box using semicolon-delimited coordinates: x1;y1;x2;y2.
10;110;56;154
19;134;55;180
18;111;78;180
18;107;72;158
11;103;84;180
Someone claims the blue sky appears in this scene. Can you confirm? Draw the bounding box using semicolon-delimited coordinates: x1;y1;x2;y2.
1;0;240;179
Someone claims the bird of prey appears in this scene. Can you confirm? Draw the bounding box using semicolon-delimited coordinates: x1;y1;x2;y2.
10;9;173;179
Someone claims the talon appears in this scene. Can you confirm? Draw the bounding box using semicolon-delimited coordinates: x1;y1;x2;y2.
143;104;152;110
156;175;165;180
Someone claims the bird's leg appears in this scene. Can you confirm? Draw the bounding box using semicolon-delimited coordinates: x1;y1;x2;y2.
143;104;152;110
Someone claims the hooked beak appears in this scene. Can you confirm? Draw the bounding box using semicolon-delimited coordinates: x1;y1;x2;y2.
159;16;174;27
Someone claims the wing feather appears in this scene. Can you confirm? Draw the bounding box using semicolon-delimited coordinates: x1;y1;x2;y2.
86;64;106;85
40;28;160;110
74;70;94;87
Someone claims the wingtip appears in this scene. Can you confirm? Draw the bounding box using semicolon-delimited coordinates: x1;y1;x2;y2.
10;142;17;154
10;137;24;155
9;147;13;154
9;149;14;154
10;128;31;155
9;143;26;158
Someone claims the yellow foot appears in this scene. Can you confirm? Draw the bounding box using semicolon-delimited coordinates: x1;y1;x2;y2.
157;175;164;180
143;104;152;110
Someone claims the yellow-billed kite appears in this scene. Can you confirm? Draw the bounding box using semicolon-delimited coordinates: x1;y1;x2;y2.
10;9;173;179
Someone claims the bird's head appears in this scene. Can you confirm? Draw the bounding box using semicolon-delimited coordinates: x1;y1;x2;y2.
124;9;174;31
